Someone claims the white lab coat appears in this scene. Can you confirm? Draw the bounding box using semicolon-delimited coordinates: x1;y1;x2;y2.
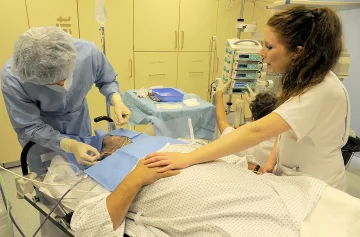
274;71;350;191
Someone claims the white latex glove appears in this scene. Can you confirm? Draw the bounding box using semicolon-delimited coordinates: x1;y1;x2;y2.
216;80;232;94
60;138;100;166
111;93;132;125
245;85;256;103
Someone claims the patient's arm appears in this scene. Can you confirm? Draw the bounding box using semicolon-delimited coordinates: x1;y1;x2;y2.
106;172;142;230
216;90;231;134
106;159;180;230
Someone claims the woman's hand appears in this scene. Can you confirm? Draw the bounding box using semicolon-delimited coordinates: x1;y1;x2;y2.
244;85;256;103
144;152;193;173
130;158;181;186
216;80;232;94
261;159;276;173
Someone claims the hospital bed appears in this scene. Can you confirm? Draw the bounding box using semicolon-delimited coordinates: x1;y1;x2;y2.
16;115;121;237
14;115;195;237
8;119;360;237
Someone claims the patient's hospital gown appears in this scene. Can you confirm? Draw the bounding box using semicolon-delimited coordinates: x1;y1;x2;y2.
71;144;326;237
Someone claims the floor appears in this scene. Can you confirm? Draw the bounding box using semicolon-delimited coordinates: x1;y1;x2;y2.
1;155;360;237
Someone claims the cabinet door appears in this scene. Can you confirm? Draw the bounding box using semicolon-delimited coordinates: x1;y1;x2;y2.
106;0;134;93
177;52;211;100
134;0;180;51
179;0;219;52
77;0;102;48
26;0;79;37
77;0;134;131
0;0;29;165
134;52;178;88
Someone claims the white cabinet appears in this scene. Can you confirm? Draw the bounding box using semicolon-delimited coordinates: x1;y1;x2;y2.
133;0;219;99
77;0;134;130
106;0;134;93
26;0;79;37
134;0;218;52
134;0;180;51
134;52;178;88
0;0;29;165
179;0;219;52
177;52;211;100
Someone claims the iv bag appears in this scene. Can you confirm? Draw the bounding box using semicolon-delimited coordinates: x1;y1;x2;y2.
96;0;107;26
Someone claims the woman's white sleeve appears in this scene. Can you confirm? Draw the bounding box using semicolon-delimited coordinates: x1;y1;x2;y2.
220;126;235;137
71;193;125;237
274;89;323;141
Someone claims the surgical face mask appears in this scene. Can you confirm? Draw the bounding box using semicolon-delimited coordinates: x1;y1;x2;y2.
63;74;73;90
46;74;73;92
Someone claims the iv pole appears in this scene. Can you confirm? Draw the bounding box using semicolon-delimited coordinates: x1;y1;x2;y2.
96;0;115;131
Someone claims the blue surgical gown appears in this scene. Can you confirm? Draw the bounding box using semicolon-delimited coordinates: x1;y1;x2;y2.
1;39;121;153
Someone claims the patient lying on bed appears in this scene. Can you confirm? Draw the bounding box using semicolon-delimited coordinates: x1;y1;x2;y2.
70;142;332;237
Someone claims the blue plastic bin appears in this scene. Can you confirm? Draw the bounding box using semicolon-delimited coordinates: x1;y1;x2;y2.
152;88;184;102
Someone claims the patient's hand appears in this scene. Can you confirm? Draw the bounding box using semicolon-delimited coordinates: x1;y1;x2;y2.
131;158;181;186
144;152;192;173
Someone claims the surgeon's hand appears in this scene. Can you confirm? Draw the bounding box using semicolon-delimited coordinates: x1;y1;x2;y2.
244;85;256;103
144;152;193;173
112;93;132;125
61;138;100;166
114;101;132;125
216;80;232;94
130;158;181;186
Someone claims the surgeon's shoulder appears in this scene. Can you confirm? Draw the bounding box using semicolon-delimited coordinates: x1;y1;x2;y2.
1;58;21;89
1;58;12;79
74;39;100;54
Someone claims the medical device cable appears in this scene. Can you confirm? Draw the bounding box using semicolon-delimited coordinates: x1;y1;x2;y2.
0;174;15;237
0;165;94;192
0;166;66;186
31;176;86;237
8;205;25;237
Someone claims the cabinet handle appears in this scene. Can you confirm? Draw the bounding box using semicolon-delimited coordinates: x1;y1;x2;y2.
129;59;133;78
181;31;184;50
149;74;166;77
189;72;204;75
175;31;178;49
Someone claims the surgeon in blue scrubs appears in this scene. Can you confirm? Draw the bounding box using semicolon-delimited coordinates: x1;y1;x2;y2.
1;26;132;175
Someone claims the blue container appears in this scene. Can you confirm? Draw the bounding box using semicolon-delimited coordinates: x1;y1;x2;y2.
152;88;184;102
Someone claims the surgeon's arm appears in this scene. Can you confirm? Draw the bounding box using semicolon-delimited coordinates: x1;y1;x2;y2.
2;74;66;151
216;90;230;134
92;45;121;102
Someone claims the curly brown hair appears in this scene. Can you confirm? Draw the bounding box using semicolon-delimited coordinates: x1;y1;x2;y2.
249;92;278;120
267;6;343;106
